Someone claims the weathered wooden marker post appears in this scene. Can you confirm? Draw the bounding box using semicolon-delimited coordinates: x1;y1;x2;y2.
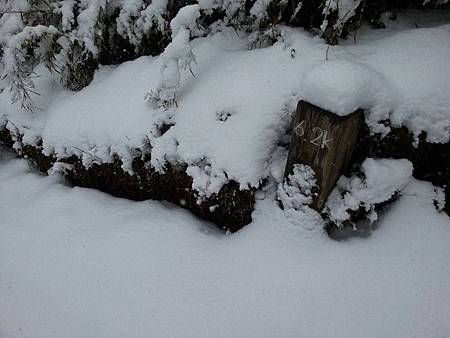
284;100;364;211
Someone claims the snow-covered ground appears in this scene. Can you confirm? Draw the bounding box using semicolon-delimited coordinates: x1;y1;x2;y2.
1;152;450;338
1;9;450;338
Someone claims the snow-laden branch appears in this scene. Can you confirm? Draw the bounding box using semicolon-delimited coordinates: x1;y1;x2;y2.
1;25;58;111
147;4;201;109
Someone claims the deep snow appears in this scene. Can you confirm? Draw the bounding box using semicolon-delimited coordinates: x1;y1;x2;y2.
1;11;450;197
1;153;450;338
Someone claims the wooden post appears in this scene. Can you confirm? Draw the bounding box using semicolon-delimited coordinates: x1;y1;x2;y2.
284;100;364;211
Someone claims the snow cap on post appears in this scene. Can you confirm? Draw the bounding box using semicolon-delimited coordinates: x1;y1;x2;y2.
284;59;394;211
302;59;393;117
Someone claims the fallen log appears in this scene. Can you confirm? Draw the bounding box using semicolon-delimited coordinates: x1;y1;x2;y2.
323;124;450;238
0;126;255;233
352;124;450;215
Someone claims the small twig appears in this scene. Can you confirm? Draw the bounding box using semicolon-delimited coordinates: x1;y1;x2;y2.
325;45;333;61
71;146;103;161
353;0;366;44
0;9;50;14
189;67;196;79
6;119;20;131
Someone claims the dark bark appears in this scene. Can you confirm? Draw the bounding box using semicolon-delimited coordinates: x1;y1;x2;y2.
352;125;450;215
1;126;255;233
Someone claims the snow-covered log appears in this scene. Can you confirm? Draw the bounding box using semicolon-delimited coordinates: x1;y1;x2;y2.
323;158;413;239
352;125;450;216
0;124;255;232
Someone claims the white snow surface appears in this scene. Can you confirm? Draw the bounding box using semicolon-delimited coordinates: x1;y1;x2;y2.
1;12;450;194
358;158;413;204
277;163;317;210
1;153;450;338
302;59;393;117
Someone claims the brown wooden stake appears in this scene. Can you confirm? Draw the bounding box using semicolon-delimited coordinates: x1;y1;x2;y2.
284;100;364;211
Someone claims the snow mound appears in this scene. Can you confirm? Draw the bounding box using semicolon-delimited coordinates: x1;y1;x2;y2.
360;25;450;141
276;163;324;233
277;163;317;210
326;158;413;225
1;16;450;197
302;59;394;117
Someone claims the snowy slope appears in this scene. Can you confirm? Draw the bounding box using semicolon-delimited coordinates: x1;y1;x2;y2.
1;12;450;195
1;154;450;338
